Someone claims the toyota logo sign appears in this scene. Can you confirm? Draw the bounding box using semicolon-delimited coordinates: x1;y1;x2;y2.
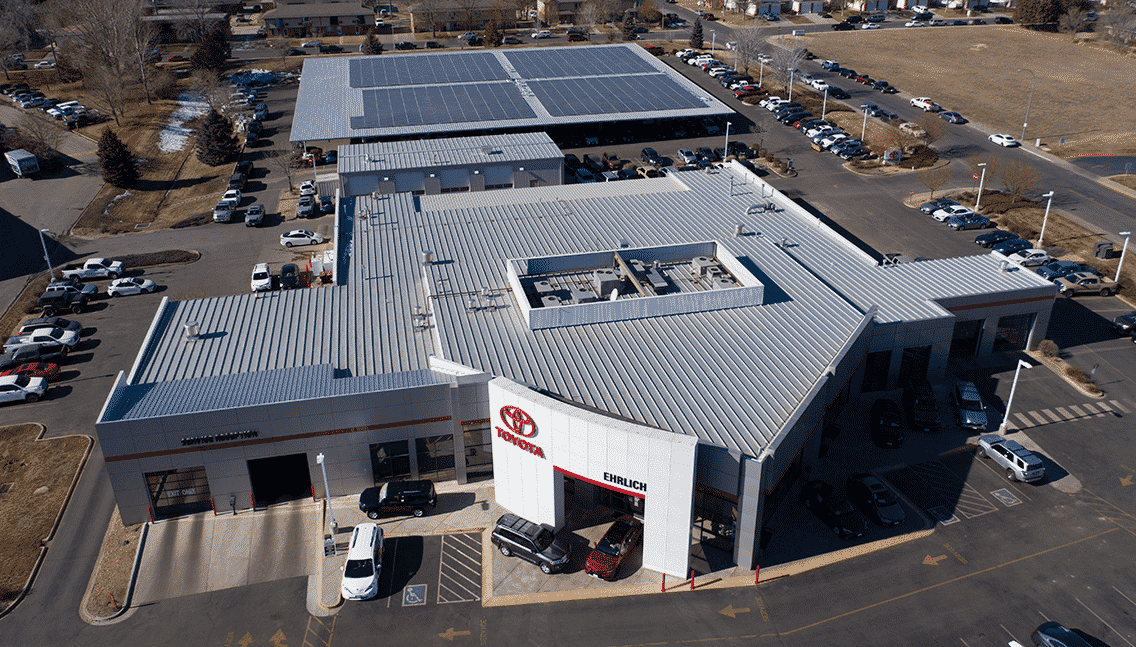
500;406;537;437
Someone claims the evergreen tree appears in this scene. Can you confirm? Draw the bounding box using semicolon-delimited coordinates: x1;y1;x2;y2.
97;128;139;188
195;109;238;166
484;21;503;46
690;18;704;49
191;30;231;72
1014;0;1062;28
362;32;385;55
622;14;635;41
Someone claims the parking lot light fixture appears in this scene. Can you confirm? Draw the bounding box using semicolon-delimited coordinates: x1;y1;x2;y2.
316;452;337;531
861;108;868;140
1016;68;1035;142
724;121;731;158
998;359;1032;434
787;69;794;102
711;30;716;55
38;229;55;281
1116;231;1132;283
821;87;828;120
758;59;764;87
1037;191;1054;247
975;163;987;213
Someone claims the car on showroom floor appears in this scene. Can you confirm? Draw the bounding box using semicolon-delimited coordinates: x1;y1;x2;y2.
584;515;643;581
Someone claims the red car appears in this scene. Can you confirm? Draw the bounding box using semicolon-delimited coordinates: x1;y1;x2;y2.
167;55;188;62
584;516;643;580
0;363;60;382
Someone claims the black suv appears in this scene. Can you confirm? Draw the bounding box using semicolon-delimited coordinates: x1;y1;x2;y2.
491;513;570;574
903;379;942;433
358;480;437;518
37;292;88;317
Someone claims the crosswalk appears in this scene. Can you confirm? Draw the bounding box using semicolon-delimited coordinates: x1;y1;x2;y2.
1007;398;1130;430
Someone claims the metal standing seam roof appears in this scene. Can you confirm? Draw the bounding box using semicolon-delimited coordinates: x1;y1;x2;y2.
336;132;562;175
109;164;1054;455
288;44;734;142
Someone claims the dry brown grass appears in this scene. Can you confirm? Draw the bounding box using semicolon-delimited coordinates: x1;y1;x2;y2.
789;27;1136;154
0;424;90;609
1109;175;1136;190
84;506;143;619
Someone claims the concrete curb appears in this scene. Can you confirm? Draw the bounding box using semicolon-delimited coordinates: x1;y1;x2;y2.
1097;176;1136;202
79;520;149;626
0;426;93;620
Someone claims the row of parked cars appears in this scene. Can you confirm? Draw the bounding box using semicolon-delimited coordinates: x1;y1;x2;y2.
674;49;767;101
1;84;97;126
0;315;86;405
919;197;1056;266
756;95;875;161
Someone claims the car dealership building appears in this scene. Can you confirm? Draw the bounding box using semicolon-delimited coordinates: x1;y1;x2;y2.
96;45;1057;577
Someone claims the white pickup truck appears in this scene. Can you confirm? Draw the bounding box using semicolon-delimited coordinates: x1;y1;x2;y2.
909;97;941;112
60;257;124;280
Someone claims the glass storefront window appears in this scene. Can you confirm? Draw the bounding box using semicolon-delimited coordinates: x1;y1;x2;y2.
416;434;456;482
370;440;411;484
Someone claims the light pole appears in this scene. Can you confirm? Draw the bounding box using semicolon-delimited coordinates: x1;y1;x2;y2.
1037;191;1055;247
998;359;1032;434
758;59;764;88
1016;68;1035;142
1116;231;1132;283
38;229;55;281
787;69;795;102
316;452;337;532
861;108;868;140
821;87;828;120
724;121;731;159
711;30;716;55
975;163;988;213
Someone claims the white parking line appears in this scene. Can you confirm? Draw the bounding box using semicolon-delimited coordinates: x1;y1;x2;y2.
1111;399;1130;413
1077;597;1136;647
1054;407;1073;419
1080;403;1102;416
1029;411;1049;425
1113;585;1136;608
1014;412;1034;427
1042;409;1062;422
1067;404;1086;417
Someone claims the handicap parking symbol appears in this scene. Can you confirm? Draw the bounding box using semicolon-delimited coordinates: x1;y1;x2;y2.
403;584;427;607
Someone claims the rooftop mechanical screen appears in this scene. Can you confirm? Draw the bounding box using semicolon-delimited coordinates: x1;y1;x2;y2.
290;44;734;142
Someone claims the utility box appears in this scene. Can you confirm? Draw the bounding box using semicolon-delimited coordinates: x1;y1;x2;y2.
1095;242;1114;260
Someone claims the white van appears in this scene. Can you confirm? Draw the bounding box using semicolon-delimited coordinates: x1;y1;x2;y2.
341;523;382;600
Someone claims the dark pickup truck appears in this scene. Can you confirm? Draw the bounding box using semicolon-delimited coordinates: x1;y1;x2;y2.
0;344;64;370
37;291;88;317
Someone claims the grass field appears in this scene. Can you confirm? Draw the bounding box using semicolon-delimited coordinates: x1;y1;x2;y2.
782;27;1136;156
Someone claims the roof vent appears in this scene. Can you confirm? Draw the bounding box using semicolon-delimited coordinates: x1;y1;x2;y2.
421;250;433;265
691;256;715;277
734;224;745;237
183;321;200;341
1000;260;1009;272
541;295;562;307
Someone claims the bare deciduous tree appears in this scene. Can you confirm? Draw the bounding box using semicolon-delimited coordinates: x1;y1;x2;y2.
410;0;445;34
168;0;222;43
455;0;483;30
767;45;805;95
17;111;67;157
1100;7;1136;46
731;26;769;76
266;149;302;192
0;0;40;80
1001;160;1042;203
577;2;600;33
915;114;949;146
1058;7;1092;32
919;166;953;200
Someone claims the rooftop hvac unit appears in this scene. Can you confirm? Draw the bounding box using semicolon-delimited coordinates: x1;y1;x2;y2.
711;277;734;290
183;321;200;340
541;295;562;307
592;268;620;296
421;250;434;265
534;279;554;293
691;256;715;277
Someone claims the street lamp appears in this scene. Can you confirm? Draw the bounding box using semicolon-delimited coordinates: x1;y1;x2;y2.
724;121;731;159
37;229;55;281
998;359;1032;434
821;87;828;121
975;163;988;213
1116;231;1132;283
787;69;795;102
861;108;868;140
758;59;764;87
1037;191;1055;248
1016;68;1035;142
316;452;337;532
711;30;716;55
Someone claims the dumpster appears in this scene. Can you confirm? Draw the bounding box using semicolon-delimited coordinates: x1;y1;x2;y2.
1095;242;1114;260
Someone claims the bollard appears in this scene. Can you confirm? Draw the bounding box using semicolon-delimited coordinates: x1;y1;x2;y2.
661;573;665;593
109;591;119;610
690;569;695;591
250;493;256;511
147;507;154;524
754;565;760;586
311;484;317;502
210;498;217;516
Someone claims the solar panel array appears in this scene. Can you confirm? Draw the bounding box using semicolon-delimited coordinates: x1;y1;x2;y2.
351;84;536;129
348;53;510;88
529;76;706;116
503;45;658;79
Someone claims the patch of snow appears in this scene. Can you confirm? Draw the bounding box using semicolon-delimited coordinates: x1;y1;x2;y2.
158;93;209;153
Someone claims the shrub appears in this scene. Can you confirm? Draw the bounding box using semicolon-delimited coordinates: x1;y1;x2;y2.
1064;365;1092;384
1038;340;1059;358
758;148;767;158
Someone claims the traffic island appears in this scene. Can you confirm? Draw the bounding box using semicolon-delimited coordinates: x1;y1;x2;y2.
0;424;92;619
79;506;146;624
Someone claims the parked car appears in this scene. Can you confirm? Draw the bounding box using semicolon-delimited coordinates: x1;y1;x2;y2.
503;36;523;44
320;196;335;214
950;381;988;431
584;515;643;580
17;317;81;336
932;205;974;222
107;277;157;297
425;41;443;48
828;87;851;99
297;195;316;218
251;263;272;292
939;111;967;124
1111;311;1136;335
868;398;904;448
873;80;897;93
280;230;324;247
904;20;926;27
279;263;299;289
491;513;571;574
800;480;867;540
978;434;1046;482
676;148;698;164
994;16;1013;23
989;133;1020;147
1030;622;1092;647
0;362;60;382
358;480;437;518
531;29;553;38
992;238;1034;255
948;214;993;230
1035;260;1098;281
1008;248;1051;267
846;474;905;527
340;523;382;600
975;229;1018;248
394;41;418;50
0;374;47;405
902;379;941;433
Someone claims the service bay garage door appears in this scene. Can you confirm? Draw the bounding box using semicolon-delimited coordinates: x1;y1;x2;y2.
395;172;425;193
484;165;513;189
440;168;470;193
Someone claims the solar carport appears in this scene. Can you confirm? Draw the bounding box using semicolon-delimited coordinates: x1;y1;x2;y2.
289;44;734;146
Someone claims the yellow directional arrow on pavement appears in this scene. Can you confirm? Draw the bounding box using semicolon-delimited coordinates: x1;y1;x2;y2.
438;627;472;642
268;628;287;646
719;604;751;619
1121;474;1134;487
238;633;255;647
923;554;948;566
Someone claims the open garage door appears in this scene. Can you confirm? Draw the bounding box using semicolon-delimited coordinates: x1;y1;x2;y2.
395;172;425;193
484;165;513;189
248;453;313;508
